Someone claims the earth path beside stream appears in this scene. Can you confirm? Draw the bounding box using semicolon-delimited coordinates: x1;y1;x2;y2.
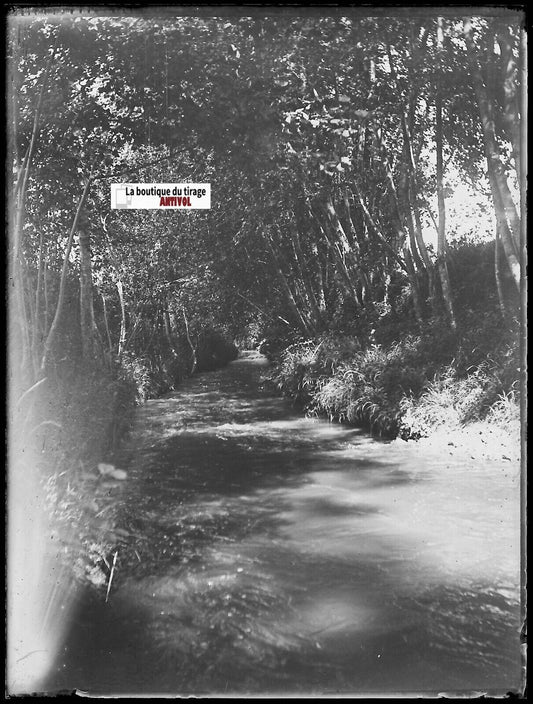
49;351;522;696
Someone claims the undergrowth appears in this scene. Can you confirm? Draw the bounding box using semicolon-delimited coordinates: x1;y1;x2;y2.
25;327;238;595
269;321;520;441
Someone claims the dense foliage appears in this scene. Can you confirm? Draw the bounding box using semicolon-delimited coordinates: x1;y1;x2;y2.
7;10;523;589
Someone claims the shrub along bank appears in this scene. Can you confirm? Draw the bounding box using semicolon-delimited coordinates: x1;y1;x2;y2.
268;317;520;457
24;327;238;593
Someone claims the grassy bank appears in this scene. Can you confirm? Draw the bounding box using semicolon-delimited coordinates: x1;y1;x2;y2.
268;318;521;459
20;328;238;594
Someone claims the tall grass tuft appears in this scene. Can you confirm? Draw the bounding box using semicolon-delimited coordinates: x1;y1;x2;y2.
271;326;520;440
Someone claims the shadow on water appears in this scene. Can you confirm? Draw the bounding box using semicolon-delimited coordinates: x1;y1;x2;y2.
46;352;522;695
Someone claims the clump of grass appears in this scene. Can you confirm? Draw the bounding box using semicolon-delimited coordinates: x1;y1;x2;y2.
399;353;520;440
485;384;521;451
310;339;428;436
271;323;520;441
270;335;362;400
271;336;429;436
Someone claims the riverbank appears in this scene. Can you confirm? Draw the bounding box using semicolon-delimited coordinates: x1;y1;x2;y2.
43;350;522;695
15;332;239;609
266;312;521;463
393;422;521;464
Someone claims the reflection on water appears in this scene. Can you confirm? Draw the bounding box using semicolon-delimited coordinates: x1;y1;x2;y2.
48;351;522;695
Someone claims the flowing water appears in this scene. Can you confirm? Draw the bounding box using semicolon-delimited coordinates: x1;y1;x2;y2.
50;351;522;695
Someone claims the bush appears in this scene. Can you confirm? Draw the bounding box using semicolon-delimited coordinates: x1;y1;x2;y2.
270;317;521;439
271;335;429;436
309;339;428;436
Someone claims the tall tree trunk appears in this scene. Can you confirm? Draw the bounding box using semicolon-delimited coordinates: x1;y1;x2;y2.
43;259;50;331
342;190;359;251
116;280;127;359
464;18;521;289
41;173;93;369
182;307;197;374
23;261;37;366
100;216;127;360
294;189;329;316
403;119;436;307
435;16;456;329
99;289;114;359
312;241;328;315
79;229;98;360
373;126;406;234
404;246;424;326
486;168;521;290
33;229;45;366
323;198;363;305
163;308;180;358
494;227;507;318
403;184;425;274
343;191;370;303
264;228;314;337
351;181;407;273
496;25;521;179
288;227;322;330
387;43;436;311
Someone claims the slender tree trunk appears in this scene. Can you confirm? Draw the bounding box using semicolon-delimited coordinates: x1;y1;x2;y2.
435;16;456;329
343;193;370;303
182;307;197;374
464;18;521;289
312;242;328;315
288;227;322;329
403;185;425;274
264;229;314;337
351;181;407;272
116;280;127;359
342;190;359;250
22;263;38;379
372;125;422;289
294;191;329;316
33;230;44;359
99;290;114;358
487;168;521;290
404;246;424;325
494;228;507;318
373;126;406;232
496;25;521;179
402;116;436;306
79;228;98;360
100;217;127;359
323;198;363;305
163;308;179;358
388;43;436;311
43;259;50;331
41;173;93;369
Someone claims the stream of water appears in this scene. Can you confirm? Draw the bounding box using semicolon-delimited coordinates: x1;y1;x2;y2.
49;351;522;695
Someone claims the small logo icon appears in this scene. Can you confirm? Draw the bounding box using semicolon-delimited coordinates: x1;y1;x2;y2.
114;187;132;209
